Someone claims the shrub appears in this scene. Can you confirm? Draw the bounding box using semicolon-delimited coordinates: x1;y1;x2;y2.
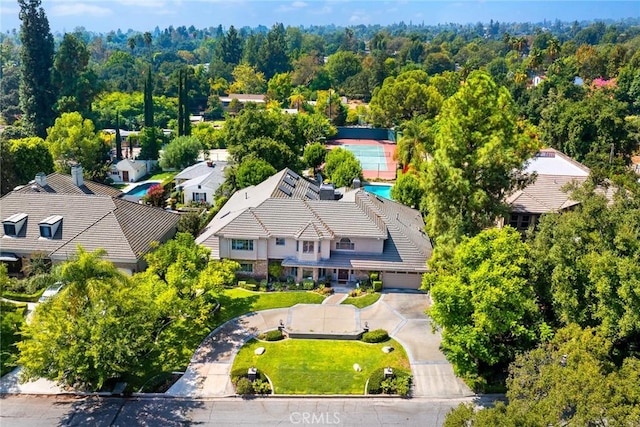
268;262;284;280
349;288;363;298
272;282;285;292
372;280;383;292
314;285;334;296
362;329;389;343
262;329;284;341
369;272;379;281
367;368;412;396
236;377;254;395
302;279;315;290
238;281;258;291
252;379;271;394
259;279;269;292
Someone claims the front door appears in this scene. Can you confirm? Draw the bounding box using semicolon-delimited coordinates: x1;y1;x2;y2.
122;170;129;182
338;269;349;283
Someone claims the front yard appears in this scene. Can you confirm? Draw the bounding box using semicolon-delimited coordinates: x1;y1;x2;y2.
232;338;410;394
131;288;326;391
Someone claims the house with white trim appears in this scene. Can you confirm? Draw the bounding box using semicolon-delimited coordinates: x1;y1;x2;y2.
175;161;227;205
196;169;432;289
109;159;149;183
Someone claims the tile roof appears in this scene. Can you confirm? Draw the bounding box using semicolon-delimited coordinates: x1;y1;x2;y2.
175;161;227;182
198;169;432;272
0;192;179;264
14;173;123;197
507;148;591;214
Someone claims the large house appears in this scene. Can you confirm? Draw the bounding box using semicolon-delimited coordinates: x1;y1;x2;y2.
1;166;180;275
503;148;591;231
196;169;432;289
175;161;227;205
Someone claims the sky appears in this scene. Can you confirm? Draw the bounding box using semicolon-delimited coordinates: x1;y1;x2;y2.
1;1;638;34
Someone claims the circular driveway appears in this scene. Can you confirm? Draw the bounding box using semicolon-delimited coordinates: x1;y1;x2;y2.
167;292;473;398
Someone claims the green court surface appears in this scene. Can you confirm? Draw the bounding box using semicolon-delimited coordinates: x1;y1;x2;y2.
340;144;388;171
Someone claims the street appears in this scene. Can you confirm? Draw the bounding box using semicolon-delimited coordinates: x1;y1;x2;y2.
0;395;484;426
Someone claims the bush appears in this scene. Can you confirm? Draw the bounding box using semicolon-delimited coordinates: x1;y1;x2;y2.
238;281;258;291
367;368;412;396
314;285;334;296
369;272;379;281
252;378;271;395
302;279;315;290
259;279;269;292
236;377;254;395
262;329;284;341
362;329;389;343
372;280;383;292
349;288;363;298
272;282;285;292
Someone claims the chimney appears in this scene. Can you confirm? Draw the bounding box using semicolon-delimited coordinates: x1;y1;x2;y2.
319;183;335;201
71;164;84;187
35;172;47;187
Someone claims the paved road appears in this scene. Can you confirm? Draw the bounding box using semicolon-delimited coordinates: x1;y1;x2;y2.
0;395;486;426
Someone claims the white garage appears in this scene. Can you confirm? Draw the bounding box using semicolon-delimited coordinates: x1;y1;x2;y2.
381;271;423;290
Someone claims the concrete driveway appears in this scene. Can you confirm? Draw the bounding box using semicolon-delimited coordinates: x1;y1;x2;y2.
167;292;473;398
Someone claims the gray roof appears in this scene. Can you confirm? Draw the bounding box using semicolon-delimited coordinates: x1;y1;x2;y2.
198;169;432;272
175;161;227;182
0;192;179;264
14;173;123;197
508;149;590;214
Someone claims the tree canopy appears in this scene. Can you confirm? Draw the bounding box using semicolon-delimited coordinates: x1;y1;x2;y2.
323;147;363;188
159;135;202;169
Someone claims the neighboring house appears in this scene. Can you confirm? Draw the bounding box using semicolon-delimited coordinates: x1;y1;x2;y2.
532;75;546;87
175;161;227;205
109;159;149;183
631;155;640;175
502;148;591;232
1;166;179;275
219;93;265;110
197;169;432;289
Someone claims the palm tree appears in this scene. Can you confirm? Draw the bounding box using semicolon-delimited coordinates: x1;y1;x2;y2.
546;37;561;61
289;92;306;111
127;37;136;53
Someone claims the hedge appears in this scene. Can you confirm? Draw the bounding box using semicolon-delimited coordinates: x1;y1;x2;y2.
362;329;389;343
261;329;284;341
1;288;46;303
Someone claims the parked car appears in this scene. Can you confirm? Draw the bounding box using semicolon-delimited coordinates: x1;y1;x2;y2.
38;282;65;303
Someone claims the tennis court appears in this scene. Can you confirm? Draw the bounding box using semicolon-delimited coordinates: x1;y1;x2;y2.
340;144;389;171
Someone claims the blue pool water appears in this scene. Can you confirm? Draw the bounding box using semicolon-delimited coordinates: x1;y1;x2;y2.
364;184;393;200
125;182;158;197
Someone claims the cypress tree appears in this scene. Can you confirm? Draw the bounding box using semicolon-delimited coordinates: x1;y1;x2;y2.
18;0;55;138
177;68;184;136
115;111;122;161
144;64;154;128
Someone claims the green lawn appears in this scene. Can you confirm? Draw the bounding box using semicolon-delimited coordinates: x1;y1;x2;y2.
216;288;325;323
341;293;381;308
145;170;178;181
233;338;410;394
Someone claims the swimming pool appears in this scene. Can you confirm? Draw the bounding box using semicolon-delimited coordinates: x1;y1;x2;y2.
125;182;159;197
364;184;394;200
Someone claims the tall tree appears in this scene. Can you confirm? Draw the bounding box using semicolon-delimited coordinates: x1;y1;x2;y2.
18;0;55;138
51;33;97;116
9;136;53;184
425;227;546;386
177;67;190;136
256;23;290;79
143;64;154;128
114;111;122;161
423;71;540;242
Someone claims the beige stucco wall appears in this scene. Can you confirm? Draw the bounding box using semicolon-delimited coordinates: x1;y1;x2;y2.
332;237;383;254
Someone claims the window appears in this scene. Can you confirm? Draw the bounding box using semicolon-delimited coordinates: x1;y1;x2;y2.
39;225;52;238
275;238;285;246
238;263;253;273
193;192;207;202
231;239;253;251
520;215;531;229
302;241;314;253
336;237;355;250
3;223;16;236
508;215;519;228
318;241;321;253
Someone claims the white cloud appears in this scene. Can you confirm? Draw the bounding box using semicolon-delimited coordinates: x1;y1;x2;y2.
349;11;370;23
116;0;166;8
292;1;308;8
278;1;309;13
52;3;112;17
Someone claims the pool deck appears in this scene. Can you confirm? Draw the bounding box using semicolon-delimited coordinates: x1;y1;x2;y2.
328;138;398;181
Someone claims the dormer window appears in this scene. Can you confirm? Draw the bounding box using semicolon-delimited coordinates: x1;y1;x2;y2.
39;215;62;239
3;213;28;237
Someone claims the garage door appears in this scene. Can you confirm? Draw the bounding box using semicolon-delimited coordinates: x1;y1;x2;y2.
382;271;423;290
